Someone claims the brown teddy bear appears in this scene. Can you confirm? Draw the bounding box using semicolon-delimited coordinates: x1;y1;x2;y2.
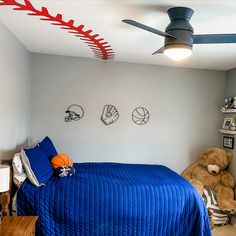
182;147;236;227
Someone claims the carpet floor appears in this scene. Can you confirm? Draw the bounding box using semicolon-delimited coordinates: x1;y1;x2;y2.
212;225;236;236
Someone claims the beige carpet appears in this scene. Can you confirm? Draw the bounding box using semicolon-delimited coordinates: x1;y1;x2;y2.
212;225;236;236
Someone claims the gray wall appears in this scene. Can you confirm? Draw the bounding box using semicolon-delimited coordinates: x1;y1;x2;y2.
226;70;236;225
0;22;31;162
30;54;226;173
225;69;236;177
226;69;236;96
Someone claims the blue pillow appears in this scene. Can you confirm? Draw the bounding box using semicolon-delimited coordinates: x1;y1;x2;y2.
21;145;54;186
38;136;58;160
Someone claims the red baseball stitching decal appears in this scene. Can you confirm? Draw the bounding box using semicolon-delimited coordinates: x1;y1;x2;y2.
0;0;114;60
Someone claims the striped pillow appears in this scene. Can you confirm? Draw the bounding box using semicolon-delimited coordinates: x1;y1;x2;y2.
203;189;230;225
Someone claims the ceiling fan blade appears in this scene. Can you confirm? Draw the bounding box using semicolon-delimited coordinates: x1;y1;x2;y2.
193;34;236;44
152;46;164;55
122;19;175;38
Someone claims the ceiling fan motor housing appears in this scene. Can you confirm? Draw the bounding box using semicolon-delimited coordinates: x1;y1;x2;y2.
164;7;194;49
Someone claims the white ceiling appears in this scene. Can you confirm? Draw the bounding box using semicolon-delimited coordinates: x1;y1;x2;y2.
1;0;236;71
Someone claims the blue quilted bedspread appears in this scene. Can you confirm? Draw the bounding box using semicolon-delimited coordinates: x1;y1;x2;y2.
17;163;211;236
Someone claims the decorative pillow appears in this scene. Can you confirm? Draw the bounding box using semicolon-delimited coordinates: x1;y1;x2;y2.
54;166;75;177
203;188;230;225
51;154;73;169
21;145;54;187
38;136;58;161
12;153;27;187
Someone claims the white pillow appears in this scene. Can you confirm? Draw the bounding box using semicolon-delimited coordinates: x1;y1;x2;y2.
12;153;27;187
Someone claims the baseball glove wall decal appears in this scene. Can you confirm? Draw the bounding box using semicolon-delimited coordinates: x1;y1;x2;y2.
0;0;114;60
101;105;119;125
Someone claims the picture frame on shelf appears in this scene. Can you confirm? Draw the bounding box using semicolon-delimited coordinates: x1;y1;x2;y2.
222;117;233;130
223;136;234;149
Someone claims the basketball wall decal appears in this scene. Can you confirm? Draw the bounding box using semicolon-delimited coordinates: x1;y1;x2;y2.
132;107;150;125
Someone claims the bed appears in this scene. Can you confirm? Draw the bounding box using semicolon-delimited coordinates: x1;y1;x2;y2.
16;162;211;236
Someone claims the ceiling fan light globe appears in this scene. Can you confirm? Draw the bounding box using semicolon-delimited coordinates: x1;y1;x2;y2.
164;45;192;61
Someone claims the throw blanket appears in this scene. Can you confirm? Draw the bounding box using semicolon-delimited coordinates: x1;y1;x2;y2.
17;163;211;236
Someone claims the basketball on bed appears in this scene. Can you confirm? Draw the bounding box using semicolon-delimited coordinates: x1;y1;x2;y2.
51;154;73;169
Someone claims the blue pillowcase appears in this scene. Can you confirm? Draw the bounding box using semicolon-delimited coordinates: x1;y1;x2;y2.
21;136;58;187
21;145;54;187
38;136;58;161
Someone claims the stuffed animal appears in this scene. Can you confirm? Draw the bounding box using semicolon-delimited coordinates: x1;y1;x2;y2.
182;147;236;211
221;96;234;110
51;153;73;169
230;96;236;109
182;147;236;226
51;154;75;177
54;166;75;177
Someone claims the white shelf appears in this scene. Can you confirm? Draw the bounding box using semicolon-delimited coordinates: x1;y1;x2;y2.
220;109;236;113
219;129;236;135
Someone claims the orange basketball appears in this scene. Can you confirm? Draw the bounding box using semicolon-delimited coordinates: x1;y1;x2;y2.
51;154;73;169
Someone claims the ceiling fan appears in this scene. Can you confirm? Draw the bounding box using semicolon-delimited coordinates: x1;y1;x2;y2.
122;7;236;61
